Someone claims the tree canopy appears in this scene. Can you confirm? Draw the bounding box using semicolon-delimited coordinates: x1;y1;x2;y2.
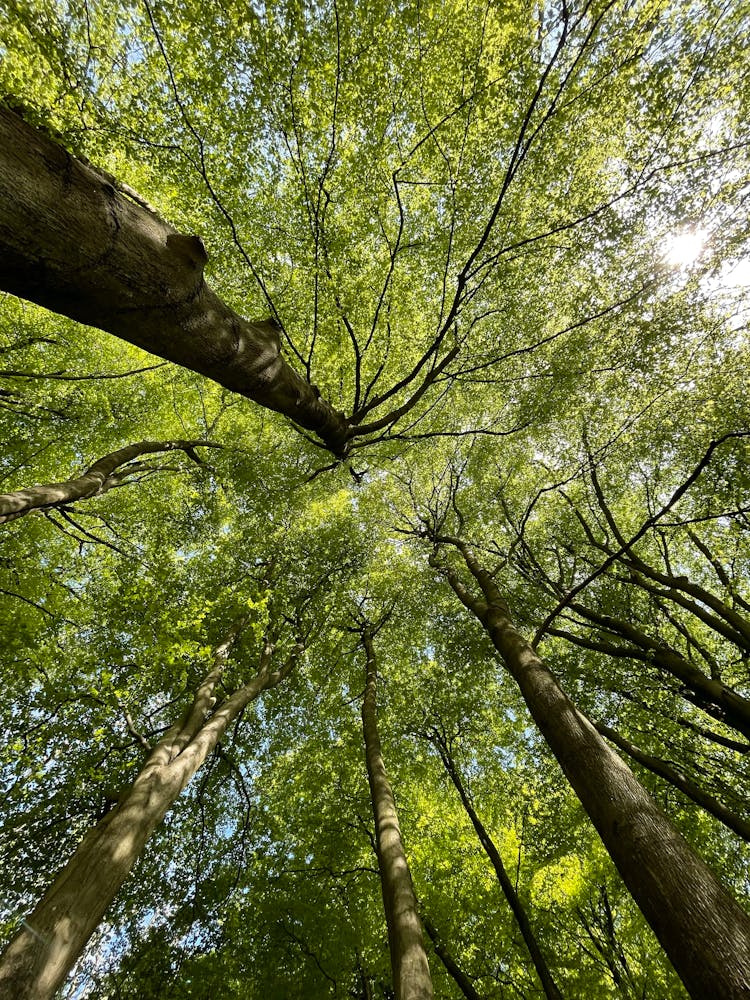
0;1;749;998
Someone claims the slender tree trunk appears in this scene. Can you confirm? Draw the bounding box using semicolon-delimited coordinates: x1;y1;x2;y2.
430;736;562;1000
422;916;485;1000
0;440;218;523
355;950;375;1000
0;630;298;1000
360;628;433;1000
593;720;750;841
0;107;349;456
576;885;638;997
430;538;750;1000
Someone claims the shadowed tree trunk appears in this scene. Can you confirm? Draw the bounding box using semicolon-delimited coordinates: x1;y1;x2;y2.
0;107;349;456
426;730;563;1000
429;534;750;1000
360;627;433;1000
0;440;220;523
0;624;300;1000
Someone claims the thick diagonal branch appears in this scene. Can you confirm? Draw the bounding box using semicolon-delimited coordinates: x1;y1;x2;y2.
0;108;349;455
0;440;219;523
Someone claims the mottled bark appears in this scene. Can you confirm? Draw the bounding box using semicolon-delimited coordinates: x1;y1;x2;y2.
0;107;349;455
422;917;486;1000
361;629;433;1000
0;439;218;523
0;629;298;1000
431;736;562;1000
594;720;750;841
430;537;750;1000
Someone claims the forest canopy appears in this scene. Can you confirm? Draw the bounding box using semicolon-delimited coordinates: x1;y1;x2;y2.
0;1;749;998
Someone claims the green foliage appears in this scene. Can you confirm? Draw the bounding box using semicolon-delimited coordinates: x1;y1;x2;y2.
1;0;749;997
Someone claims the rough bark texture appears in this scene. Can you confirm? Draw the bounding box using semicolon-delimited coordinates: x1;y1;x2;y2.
0;632;296;1000
431;539;750;1000
434;740;562;1000
0;439;217;523
0;107;349;455
361;630;433;1000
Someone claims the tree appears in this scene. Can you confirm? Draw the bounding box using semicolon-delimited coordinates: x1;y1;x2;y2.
0;616;302;1000
358;620;433;1000
422;529;750;997
0;1;749;998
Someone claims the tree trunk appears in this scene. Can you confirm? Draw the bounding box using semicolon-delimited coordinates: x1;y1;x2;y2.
431;735;563;1000
0;107;349;456
0;440;218;523
0;631;297;1000
360;629;433;1000
430;539;750;1000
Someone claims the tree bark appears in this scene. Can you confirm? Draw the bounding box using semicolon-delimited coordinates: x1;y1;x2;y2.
430;538;750;1000
0;440;218;523
0;628;298;1000
360;629;433;1000
0;107;349;456
431;735;562;1000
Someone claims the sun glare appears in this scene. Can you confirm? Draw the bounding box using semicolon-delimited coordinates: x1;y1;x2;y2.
663;228;707;267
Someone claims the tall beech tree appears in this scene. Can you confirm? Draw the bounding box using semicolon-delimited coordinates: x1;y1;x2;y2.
423;529;750;999
359;624;433;1000
1;0;749;998
0;612;303;1000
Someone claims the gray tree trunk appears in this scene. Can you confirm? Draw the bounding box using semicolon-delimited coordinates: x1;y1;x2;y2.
361;629;433;1000
0;107;349;456
0;631;297;1000
430;538;750;1000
